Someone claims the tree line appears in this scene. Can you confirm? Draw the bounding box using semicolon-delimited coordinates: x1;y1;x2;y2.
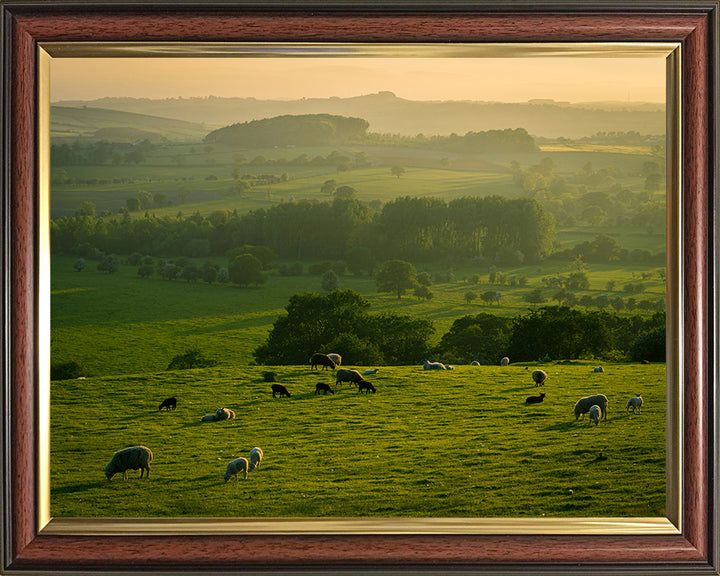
254;290;665;366
50;194;556;266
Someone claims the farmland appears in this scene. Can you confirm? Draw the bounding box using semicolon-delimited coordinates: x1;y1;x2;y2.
50;363;665;518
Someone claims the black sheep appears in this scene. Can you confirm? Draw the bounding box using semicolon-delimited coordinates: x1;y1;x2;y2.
315;382;335;395
158;397;177;411
271;384;291;398
525;392;546;404
309;353;336;371
358;380;376;394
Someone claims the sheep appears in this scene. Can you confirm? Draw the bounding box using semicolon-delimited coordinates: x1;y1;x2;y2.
588;405;602;426
201;407;235;422
326;353;342;366
249;447;263;472
593;366;604;373
309;353;336;371
525;392;545;404
446;365;454;370
358;380;376;394
223;457;248;481
470;361;481;366
271;383;291;398
315;382;335;395
363;368;379;376
422;359;446;370
574;394;609;421
500;357;510;366
531;370;547;386
335;368;365;387
104;446;153;480
158;396;177;411
626;394;643;414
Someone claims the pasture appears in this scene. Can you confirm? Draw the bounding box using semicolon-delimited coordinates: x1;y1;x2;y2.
50;362;666;518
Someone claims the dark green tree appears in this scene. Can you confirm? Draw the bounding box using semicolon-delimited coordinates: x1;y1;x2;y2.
228;253;266;286
375;259;417;299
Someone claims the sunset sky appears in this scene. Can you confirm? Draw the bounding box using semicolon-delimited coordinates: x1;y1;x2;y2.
51;53;667;103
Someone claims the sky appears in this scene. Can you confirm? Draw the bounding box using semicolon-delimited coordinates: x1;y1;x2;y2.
50;54;667;103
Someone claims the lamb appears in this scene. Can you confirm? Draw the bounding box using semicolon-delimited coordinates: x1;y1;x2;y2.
315;382;335;395
422;359;446;370
249;447;263;472
104;446;153;480
588;405;602;426
500;357;510;366
525;392;545;404
201;407;235;422
358;380;376;394
335;368;365;387
531;370;547;386
593;366;604;373
309;353;336;371
574;394;609;421
363;368;379;376
446;365;454;370
326;353;342;366
158;396;177;411
223;457;248;481
626;394;643;414
271;383;291;398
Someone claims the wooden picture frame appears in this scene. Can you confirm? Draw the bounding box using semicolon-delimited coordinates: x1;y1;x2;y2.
1;1;717;573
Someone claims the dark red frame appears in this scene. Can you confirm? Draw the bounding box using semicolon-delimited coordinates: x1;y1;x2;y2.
2;1;717;574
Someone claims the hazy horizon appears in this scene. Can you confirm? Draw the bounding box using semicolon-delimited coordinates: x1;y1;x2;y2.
51;57;666;104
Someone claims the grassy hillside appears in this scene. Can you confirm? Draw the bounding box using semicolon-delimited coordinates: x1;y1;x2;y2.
50;363;665;518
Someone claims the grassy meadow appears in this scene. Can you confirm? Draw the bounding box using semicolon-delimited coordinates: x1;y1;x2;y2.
50;363;665;518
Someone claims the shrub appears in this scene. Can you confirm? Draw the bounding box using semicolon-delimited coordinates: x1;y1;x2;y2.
51;360;87;380
166;348;218;371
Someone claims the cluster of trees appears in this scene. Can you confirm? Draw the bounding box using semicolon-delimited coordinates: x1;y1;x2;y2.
554;234;665;265
51;194;557;267
253;290;434;366
51;139;155;166
204;114;371;147
362;127;539;153
254;290;665;366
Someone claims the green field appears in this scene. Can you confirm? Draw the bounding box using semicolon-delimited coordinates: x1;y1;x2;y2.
50;363;665;518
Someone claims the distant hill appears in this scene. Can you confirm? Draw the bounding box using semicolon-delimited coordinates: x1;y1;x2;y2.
51;106;210;142
52;93;665;139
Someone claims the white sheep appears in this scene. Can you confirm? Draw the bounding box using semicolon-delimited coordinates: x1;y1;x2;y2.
593;366;604;373
104;446;153;480
223;457;248;481
422;359;446;370
574;394;609;421
470;361;481;366
531;369;547;386
363;368;379;376
588;405;602;425
500;357;510;366
201;407;235;422
326;353;342;366
626;394;643;414
249;447;263;472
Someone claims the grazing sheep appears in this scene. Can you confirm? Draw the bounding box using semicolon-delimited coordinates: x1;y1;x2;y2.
470;361;481;366
158;396;177;411
593;366;604;373
358;380;376;394
223;457;248;481
626;394;643;414
315;382;335;395
249;447;263;472
588;405;602;426
446;365;454;370
105;446;153;480
641;359;651;365
326;353;342;366
309;353;336;371
525;392;546;404
363;368;379;376
500;357;510;366
531;370;547;386
335;368;365;387
201;407;235;422
422;359;446;370
271;383;291;398
574;394;609;421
